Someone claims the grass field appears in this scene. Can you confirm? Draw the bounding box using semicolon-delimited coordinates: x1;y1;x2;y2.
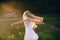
0;14;60;40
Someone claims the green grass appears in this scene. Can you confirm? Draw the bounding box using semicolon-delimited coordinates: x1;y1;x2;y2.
0;14;60;40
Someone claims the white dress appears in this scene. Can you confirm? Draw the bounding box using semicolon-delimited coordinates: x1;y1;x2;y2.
24;21;38;40
23;11;38;40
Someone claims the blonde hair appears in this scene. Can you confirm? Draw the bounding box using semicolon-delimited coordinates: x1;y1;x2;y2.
23;10;43;22
23;10;44;29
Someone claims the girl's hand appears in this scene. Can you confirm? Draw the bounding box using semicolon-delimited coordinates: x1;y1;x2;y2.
11;24;13;26
11;23;17;26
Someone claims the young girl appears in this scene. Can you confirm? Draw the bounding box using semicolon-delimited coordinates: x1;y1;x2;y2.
11;10;44;40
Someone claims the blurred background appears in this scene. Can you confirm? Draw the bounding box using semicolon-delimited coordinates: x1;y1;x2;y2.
0;0;60;40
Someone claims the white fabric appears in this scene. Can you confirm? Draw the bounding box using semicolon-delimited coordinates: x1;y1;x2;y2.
24;21;38;40
23;11;38;40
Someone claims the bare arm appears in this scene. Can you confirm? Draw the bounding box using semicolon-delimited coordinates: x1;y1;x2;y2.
11;20;23;26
